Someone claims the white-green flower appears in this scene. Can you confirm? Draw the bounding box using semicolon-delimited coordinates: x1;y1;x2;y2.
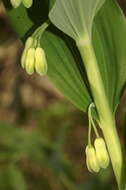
21;22;49;75
21;37;34;68
10;0;22;8
25;48;35;75
94;138;110;169
34;47;48;75
21;45;48;75
85;145;100;173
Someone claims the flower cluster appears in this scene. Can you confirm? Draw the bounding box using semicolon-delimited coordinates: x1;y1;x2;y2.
21;37;47;75
10;0;33;8
21;22;49;75
86;138;109;173
85;103;110;172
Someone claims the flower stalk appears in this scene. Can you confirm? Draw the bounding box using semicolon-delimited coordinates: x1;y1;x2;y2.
77;34;126;190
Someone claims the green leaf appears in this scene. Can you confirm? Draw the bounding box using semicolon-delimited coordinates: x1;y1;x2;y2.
49;0;105;40
41;31;92;111
92;0;126;111
49;0;126;112
4;0;126;113
4;0;92;112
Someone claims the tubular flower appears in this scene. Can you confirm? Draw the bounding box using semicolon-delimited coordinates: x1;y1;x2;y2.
94;138;110;169
34;47;48;75
85;145;100;173
25;48;35;75
10;0;22;8
21;37;34;68
21;22;49;75
21;39;48;75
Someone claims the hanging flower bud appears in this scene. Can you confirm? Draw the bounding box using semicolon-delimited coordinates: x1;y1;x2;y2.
10;0;22;8
21;37;34;68
24;48;35;75
34;47;48;75
22;0;33;8
94;138;110;169
85;145;100;173
21;22;49;75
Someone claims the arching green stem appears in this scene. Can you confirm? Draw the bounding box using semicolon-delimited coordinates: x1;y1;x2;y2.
77;34;126;190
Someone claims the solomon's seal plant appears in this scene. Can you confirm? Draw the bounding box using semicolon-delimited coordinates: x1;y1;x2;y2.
3;0;126;189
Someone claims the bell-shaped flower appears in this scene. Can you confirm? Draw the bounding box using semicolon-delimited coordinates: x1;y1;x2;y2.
24;48;35;75
34;47;48;75
94;138;110;169
85;145;100;173
10;0;22;8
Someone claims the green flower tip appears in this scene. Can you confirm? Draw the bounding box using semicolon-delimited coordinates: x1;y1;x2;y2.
10;0;33;8
22;0;33;8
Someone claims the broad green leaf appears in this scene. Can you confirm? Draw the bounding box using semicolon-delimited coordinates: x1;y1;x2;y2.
4;0;126;113
93;0;126;111
3;0;92;112
41;31;92;111
49;0;126;112
49;0;105;40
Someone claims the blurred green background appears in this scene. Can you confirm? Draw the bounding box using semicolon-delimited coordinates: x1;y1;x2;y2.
0;0;126;189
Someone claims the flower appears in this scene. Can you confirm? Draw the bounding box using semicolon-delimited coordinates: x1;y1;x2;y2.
25;48;35;75
94;138;110;169
85;145;100;173
21;45;48;75
22;0;33;8
10;0;22;8
21;37;34;68
34;47;48;75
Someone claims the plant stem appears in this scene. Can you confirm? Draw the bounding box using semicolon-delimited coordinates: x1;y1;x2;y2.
77;36;126;189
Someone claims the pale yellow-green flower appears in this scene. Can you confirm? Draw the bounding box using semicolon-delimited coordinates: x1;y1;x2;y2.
94;138;110;169
10;0;22;8
21;45;48;75
22;0;33;8
21;22;49;75
21;37;34;68
34;47;48;75
25;48;35;75
85;145;100;173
